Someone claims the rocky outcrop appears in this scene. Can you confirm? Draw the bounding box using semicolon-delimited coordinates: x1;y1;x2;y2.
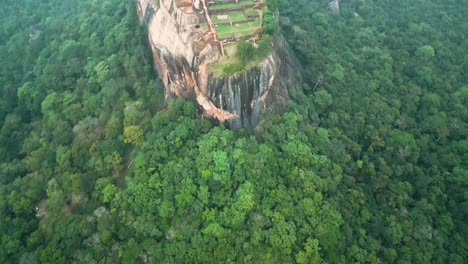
136;0;301;129
328;0;340;14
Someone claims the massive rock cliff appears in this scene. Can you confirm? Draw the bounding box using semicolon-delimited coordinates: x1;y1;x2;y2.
136;0;301;129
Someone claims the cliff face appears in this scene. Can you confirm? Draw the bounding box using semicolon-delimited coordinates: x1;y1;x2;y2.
328;0;340;14
136;0;301;129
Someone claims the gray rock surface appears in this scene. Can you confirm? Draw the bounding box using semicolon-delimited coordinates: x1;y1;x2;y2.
329;0;340;14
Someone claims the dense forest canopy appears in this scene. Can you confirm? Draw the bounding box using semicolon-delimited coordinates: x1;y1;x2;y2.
0;0;466;263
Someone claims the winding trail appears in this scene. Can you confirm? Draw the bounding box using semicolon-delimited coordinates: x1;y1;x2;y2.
200;0;225;55
200;0;217;40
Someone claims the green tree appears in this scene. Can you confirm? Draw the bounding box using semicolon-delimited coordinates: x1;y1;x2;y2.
415;45;435;60
124;125;144;145
236;41;254;64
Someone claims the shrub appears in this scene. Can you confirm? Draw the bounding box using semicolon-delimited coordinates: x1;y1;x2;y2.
223;62;244;74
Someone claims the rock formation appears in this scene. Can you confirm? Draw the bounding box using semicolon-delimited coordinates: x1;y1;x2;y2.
136;0;301;129
328;0;340;14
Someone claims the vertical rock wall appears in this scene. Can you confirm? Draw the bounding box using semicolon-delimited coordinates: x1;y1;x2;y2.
136;0;301;129
329;0;340;14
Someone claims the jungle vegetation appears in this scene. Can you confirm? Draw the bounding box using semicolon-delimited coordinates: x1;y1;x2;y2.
0;0;466;263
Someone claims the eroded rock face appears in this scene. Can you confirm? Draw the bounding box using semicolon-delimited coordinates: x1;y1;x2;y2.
329;0;340;14
136;0;301;129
